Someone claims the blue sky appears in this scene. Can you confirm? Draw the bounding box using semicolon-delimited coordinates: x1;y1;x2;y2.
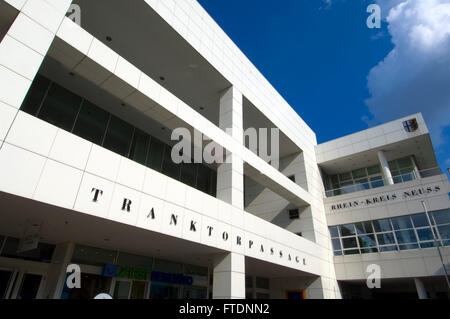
198;0;450;176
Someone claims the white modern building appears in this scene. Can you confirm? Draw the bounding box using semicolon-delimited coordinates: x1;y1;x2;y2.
0;0;448;299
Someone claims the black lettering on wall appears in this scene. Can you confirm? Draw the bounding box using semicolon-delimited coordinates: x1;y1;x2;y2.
91;188;103;202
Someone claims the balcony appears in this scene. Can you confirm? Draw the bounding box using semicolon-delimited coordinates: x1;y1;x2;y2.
325;167;442;198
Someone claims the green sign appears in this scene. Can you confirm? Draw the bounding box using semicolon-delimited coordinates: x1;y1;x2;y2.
116;267;150;281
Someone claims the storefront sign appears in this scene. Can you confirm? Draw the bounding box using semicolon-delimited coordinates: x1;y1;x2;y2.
102;264;118;278
151;271;193;286
330;185;441;211
89;186;308;270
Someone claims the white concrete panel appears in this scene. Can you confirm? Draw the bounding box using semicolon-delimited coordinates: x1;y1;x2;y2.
0;143;46;198
7;13;54;56
181;209;202;244
56;18;93;55
87;38;118;73
0;101;16;141
33;159;83;209
161;201;184;238
21;0;64;33
6;111;58;157
85;144;121;182
73;172;115;219
0;35;43;80
142;168;167;200
49;129;92;170
0;65;31;109
116;157;146;191
107;184;141;226
136;193;165;233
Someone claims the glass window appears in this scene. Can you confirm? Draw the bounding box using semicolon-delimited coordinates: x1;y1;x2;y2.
128;128;150;165
255;277;269;289
38;83;81;131
180;162;197;188
411;213;429;228
351;168;367;179
0;237;55;263
103;116;134;157
339;172;352;181
367;165;381;175
71;244;116;266
153;259;183;274
339;224;356;236
332;238;341;250
354;178;369;191
147;138;165;171
245;276;253;288
433;209;450;225
329;226;339;238
162;145;181;180
361;248;378;254
355;222;374;234
342;237;358;249
398;243;419;250
391;216;413;230
379;245;397;252
373;219;392;232
377;232;395;245
395;230;417;244
370;176;384;188
334;250;343;256
343;249;359;255
397;157;412;169
72;100;109;145
184;264;207;277
438;225;450;240
117;252;153;269
289;209;299;220
196;165;213;194
358;235;376;248
21;74;51;115
416;228;434;242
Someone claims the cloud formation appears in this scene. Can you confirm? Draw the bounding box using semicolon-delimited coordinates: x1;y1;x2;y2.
365;0;450;148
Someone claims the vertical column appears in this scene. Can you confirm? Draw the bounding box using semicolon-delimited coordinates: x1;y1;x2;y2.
377;150;394;185
411;156;421;180
45;242;75;299
212;252;245;299
217;86;244;209
0;0;73;149
414;278;428;299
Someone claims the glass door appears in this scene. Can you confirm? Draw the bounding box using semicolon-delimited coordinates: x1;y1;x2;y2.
130;281;147;299
113;279;132;299
0;269;17;299
16;274;42;299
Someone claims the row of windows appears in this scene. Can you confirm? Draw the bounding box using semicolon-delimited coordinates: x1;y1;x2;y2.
325;157;418;197
329;209;450;256
21;74;217;196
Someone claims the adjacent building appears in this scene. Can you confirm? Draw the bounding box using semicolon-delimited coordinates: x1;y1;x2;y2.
0;0;448;299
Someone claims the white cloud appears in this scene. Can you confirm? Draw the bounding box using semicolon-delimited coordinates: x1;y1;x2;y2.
365;0;450;146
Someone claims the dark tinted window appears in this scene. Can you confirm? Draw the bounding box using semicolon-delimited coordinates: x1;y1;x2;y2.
103;116;134;156
21;74;50;115
180;162;197;187
38;83;81;131
129;128;150;165
0;237;55;263
147;138;165;171
162;145;181;180
72;100;109;144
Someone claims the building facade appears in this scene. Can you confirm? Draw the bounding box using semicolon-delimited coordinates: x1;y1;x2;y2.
0;0;448;299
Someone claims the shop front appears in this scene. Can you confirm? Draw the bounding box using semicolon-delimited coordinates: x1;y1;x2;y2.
61;244;209;299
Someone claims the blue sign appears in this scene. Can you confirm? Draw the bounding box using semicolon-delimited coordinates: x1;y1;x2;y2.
102;264;118;278
151;271;193;286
